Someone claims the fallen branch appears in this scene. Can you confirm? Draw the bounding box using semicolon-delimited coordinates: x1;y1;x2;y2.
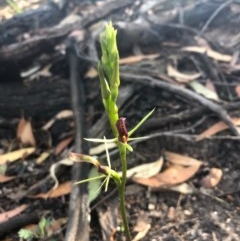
64;32;90;241
121;73;240;136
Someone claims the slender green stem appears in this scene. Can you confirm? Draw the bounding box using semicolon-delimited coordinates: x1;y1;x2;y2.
111;167;131;240
117;142;131;240
117;180;131;241
118;143;127;187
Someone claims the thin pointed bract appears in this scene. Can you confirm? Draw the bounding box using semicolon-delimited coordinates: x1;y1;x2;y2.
128;108;155;136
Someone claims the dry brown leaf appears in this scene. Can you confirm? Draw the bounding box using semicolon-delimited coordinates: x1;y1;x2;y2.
132;212;151;241
85;66;98;78
133;213;149;232
42;110;73;130
0;147;35;165
38;64;52;77
196;118;240;141
167;64;201;83
133;163;201;188
30;181;71;199
205;79;217;93
167;206;176;220
0;174;15;183
165;151;203;166
200;168;223;188
47;218;67;236
54;137;73;155
166;183;194;194
119;54;159;65
235;85;240;97
121;156;163;179
0;204;28;223
182;46;232;62
17;117;36;146
195;36;211;49
36;152;50;164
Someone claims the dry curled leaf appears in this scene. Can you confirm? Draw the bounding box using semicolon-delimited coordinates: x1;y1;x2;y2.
17;117;36;146
36;152;50;164
30;181;72;199
235;85;240;97
132;212;151;241
54;137;73;155
166;183;194;194
0;174;16;183
196;118;240;140
182;46;232;62
167;64;201;83
120;54;159;65
0;204;28;223
42;110;73;130
85;66;98;78
205;79;217;94
120;156;163;179
0;147;35;165
133;163;201;188
200;168;223;188
165;151;202;166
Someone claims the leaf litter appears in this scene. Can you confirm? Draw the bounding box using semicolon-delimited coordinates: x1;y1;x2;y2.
17;117;36;146
0;147;35;165
196;117;240;140
133;152;202;189
0;0;239;240
0;204;28;223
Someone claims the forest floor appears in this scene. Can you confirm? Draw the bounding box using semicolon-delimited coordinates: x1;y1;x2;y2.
0;0;240;240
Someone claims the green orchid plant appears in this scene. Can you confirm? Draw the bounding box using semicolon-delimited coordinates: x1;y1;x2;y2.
69;22;154;241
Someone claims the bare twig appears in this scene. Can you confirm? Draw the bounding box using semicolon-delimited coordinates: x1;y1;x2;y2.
0;213;39;238
121;73;239;136
200;0;233;35
64;33;90;241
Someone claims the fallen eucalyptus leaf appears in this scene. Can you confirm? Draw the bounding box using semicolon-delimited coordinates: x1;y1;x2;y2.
133;163;201;188
0;147;35;165
189;80;220;101
200;168;223;188
165;151;203;166
182;46;232;62
167;64;201;83
196;118;240;140
119;156;163;179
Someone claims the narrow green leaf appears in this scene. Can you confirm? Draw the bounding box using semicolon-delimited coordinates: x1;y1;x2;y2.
98;63;111;100
88;168;105;203
128;108;155;136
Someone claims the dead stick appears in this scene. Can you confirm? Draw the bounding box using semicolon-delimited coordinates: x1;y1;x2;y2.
121;73;239;136
0;213;39;238
200;0;233;35
64;33;90;241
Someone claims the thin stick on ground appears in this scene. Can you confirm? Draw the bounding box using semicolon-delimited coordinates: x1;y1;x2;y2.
64;33;90;241
121;73;240;136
